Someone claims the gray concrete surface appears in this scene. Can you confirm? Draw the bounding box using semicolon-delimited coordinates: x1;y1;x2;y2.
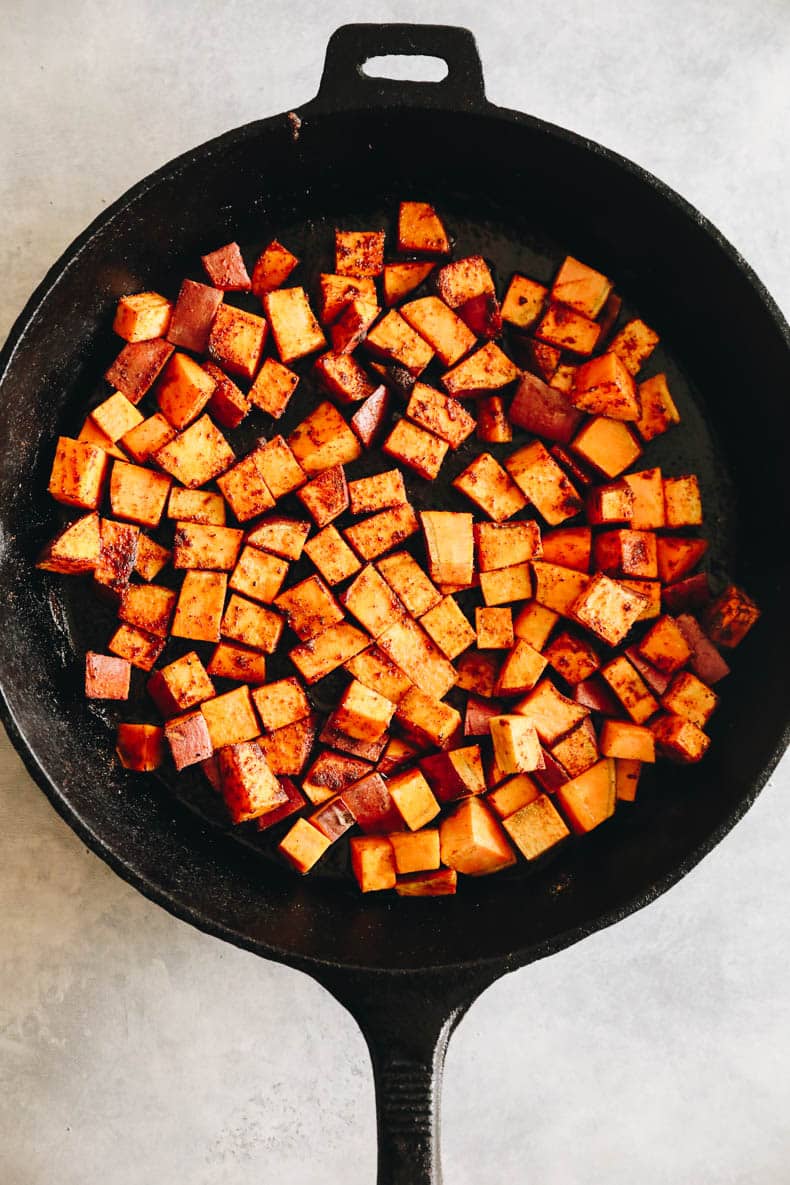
1;2;789;1181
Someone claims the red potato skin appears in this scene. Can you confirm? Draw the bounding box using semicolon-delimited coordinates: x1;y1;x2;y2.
464;695;505;736
341;772;402;833
85;652;130;700
662;573;711;615
167;280;224;352
676;615;731;684
164;711;213;771
105;339;174;404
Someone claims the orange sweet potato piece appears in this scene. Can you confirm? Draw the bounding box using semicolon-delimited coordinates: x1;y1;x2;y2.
439;797;516;876
555;758;616;833
115;723;165;771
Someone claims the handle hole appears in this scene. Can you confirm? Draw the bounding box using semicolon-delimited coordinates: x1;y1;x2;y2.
361;55;449;83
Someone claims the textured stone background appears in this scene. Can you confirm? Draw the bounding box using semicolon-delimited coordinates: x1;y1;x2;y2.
1;2;789;1182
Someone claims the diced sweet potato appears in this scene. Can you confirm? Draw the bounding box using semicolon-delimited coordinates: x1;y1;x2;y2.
364;309;435;377
48;438;110;510
208;304;267;380
347;470;405;518
551;256;612;318
377;614;457;701
453;453;527;523
172;522;243;570
540;526;591;573
395;686;461;750
289;621;368;684
532;561;591;616
85;651;131;700
329;299;380;354
702;585;760;649
165;710;213;771
109;460;171;528
288;400;362;475
570;573;648;645
508;371;584;444
147;651;215;717
168;488;226;526
656;537;708;585
501;274;546;329
513;602;559;650
376;551;441;617
396;868;458;896
156;352;216;430
441;341;518;396
263;287;326;364
485;772;539;818
505;441;583;526
251;240;299;299
221;594;283;653
439;797;516;876
334;680;395;742
544;631;600;685
37;511;101;575
389;829;441;875
476;607;514;650
400;296;475;367
596;291;623;346
663;474;703;528
274;574;343;642
387;768;440;831
309;795;356;842
402;386;474;452
93;519;139;599
118;581;176;638
651;714;710;763
550;364;578;394
600;655;659;723
609;318;659;376
549;444;595;490
381;262;433;306
318;273;377;323
586;481;634;525
420;510;474;587
339;564;405;639
551;718;599;777
571;352;639;420
350;835;396;891
573;676;623;716
593;529;658;579
618;467;664;530
345;646;412;704
78;416;130;460
246;515;310;561
230;545;288;603
314;352;376;406
215;453;274;523
535;303;600;355
599;719;655;762
296;464;349;528
514;678;589;745
256;776;307;831
489;715;542;773
479;563;532;607
571;417;642;479
350;385;391;446
302;751;372;806
458;289;502;338
420;596;476;661
113;291;172;342
106;338;174;403
253;436;306;499
435;254;494;308
620;579;661;621
202;360;251;429
512;336;561;382
341;772;401;834
279;818;332;874
474;521;542;573
303;525;361;586
154;415;235;488
206;641;267;684
615;758;642;802
377;736;422;776
556;758;616;834
121;413;177;463
166;280;222;353
636;373;681;441
502;793;569;859
201;685;260;749
382;418;448;481
248;357;300;419
495;634;548;694
90;392;144;443
397;201;450;255
115;722;165;771
201;241;251;291
335;230;385;278
171;571;227;642
661;670;718;728
637;615;692;674
343;503;420;563
258;713;318;775
476;394;512;443
623;645;672;695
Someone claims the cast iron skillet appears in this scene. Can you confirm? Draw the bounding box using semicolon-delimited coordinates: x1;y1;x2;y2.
1;23;789;1184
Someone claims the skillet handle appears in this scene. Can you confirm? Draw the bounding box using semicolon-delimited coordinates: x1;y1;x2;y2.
314;23;487;111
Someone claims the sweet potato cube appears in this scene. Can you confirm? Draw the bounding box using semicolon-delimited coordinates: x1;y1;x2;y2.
288;616;366;680
263;287;325;364
93;519;139;598
397;201;450;255
173;522;243;570
624;645;672;695
171;571;227;642
600;655;659;723
495;640;548;696
586;481;634;525
129;544;169;589
476;607;514;650
302;525;359;586
85;652;130;700
334;679;395;742
165;710;213;771
474;522;542;574
121;413;177;463
106;338;174;403
490;715;543;773
476;394;512;443
166;280;222;354
517;337;561;381
637;615;692;674
382;261;433;306
274;574;344;641
615;758;642;802
420;596;476;660
503;794;570;859
206;642;267;684
329;299;380;354
382;419;448;481
505;441;583;527
230;545;288;602
365;309;434;376
485;772;539;818
294;464;348;529
208;305;267;380
651;713;710;763
571;352;639;420
221;594;283;653
216;453;275;523
540;526;591;573
550;718;599;777
594;529;658;579
90;392;144;443
318;274;377;324
440;797;516;876
609;318;659;376
387;830;440;876
147;651;214;718
246;515;310;561
48;438;109;510
200;361;250;429
154;415;235;488
510;603;556;654
377;616;457;700
514;678;589;745
377;736;421;776
396;868;458;896
702;585;760;648
509;372;584;444
441;341;518;396
551;256;612;318
256;776;307;831
109;460;171;528
636;373;681;441
335;230;385;278
119;582;176;638
156;351;215;430
571;418;642;479
396;686;461;749
343;504;420;562
420;510;474;587
302;751;372;806
201;685;260;749
622;468;665;530
248;357;299;419
376;551;441;617
434;254;494;308
78;416;130;460
279;818;332;874
115;723;165;771
501;274;546;329
347;471;404;518
400;296;476;367
620;579;661;621
288;401;362;475
456;652;500;699
350;835;396;891
113;291;172;342
535;303;600;356
340;564;406;638
664;475;702;528
556;758;616;834
258;713;318;775
350;385;390;446
168;488;226;526
544;631;600;685
37;511;101;575
453;453;527;523
341;772;401;834
253;436;306;499
661;670;718;728
479;563;532;607
599;719;655;762
345;647;412;704
531;561;590;617
308;795;356;842
251;240;299;300
201;241;251;291
574;676;623;716
656;537;708;585
387;768;440;832
570;573;648;645
314;352;376;406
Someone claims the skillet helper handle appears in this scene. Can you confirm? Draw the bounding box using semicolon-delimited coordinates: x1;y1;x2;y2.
316;23;486;111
